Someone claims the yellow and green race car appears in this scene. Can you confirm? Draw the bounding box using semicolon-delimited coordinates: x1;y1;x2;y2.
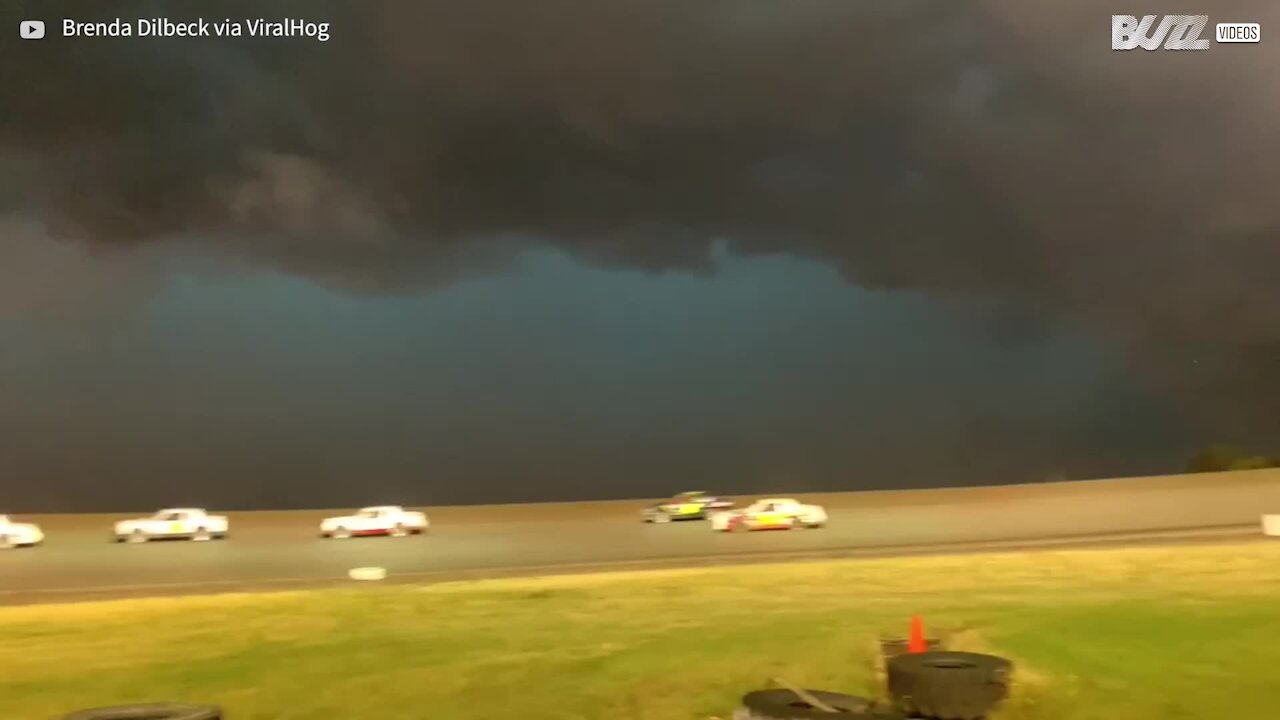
641;491;735;523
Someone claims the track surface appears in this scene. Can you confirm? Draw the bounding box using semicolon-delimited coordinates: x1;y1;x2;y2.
3;470;1279;605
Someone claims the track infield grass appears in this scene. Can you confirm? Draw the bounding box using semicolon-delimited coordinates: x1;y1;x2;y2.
3;541;1279;719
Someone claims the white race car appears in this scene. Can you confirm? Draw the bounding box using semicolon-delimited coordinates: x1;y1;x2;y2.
114;508;229;543
319;506;429;538
710;498;828;532
0;514;44;549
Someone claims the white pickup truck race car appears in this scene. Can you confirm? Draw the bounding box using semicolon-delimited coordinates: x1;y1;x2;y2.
319;506;429;538
710;497;828;532
113;508;229;543
0;514;45;549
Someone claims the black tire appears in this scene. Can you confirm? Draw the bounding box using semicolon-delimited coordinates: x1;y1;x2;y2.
733;690;903;719
58;702;222;719
887;651;1012;720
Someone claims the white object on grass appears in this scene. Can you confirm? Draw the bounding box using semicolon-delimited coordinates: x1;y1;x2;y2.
349;566;388;581
1262;515;1280;537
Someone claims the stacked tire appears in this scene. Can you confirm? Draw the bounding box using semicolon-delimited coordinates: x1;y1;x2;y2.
732;690;904;719
58;703;222;719
886;651;1012;720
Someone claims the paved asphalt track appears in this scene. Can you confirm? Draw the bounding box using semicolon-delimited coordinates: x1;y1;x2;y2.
3;470;1279;605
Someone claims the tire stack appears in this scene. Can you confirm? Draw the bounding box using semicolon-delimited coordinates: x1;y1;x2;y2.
732;647;1012;720
886;651;1012;720
874;635;944;687
57;703;222;720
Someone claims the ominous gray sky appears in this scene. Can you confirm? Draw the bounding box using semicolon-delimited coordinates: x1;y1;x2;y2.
0;1;1275;510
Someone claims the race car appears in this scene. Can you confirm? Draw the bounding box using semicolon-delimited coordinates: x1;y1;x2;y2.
114;508;229;543
710;497;828;532
319;506;429;538
641;491;735;523
676;491;735;511
0;514;44;549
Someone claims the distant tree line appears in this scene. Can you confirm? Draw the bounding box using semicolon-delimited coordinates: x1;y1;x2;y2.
1187;445;1280;473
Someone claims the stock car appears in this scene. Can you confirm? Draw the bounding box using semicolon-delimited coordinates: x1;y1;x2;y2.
114;508;230;543
641;491;736;523
319;506;429;538
709;497;828;532
0;514;45;549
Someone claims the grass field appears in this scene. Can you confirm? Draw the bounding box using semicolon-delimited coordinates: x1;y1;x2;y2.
4;541;1280;720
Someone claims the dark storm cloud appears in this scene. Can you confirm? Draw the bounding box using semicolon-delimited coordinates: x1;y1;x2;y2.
3;0;1280;435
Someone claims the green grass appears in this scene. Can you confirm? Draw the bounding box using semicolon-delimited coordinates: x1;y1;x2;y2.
4;542;1280;719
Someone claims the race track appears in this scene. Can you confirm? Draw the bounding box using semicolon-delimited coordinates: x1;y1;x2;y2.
3;470;1279;605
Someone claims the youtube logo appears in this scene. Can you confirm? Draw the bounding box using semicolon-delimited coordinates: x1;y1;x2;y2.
20;20;45;40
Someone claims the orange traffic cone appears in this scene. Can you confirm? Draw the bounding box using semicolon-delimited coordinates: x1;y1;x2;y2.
907;615;927;654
